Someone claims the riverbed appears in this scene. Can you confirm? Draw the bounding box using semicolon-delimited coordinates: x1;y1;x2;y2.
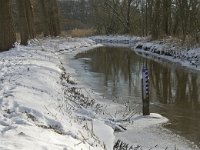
69;46;200;149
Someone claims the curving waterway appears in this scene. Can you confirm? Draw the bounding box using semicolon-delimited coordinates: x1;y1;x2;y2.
70;46;200;147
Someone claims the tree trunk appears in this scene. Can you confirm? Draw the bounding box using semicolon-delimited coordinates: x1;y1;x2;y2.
40;0;50;36
151;0;161;39
162;0;171;35
125;0;131;33
17;0;29;45
17;0;35;45
25;0;35;39
145;0;148;36
50;0;61;36
40;0;60;37
0;0;16;51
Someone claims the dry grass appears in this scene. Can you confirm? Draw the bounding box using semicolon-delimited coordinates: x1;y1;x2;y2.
183;35;200;48
63;28;96;37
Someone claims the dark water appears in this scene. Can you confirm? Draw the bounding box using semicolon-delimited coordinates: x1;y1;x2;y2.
72;46;200;147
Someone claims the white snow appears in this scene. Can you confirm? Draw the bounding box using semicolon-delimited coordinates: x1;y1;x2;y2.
0;37;113;150
115;113;196;150
0;36;198;150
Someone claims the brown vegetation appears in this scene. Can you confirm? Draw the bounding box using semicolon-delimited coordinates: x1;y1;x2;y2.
66;28;96;37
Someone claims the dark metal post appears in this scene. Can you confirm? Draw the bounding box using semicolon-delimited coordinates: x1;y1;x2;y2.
142;67;150;115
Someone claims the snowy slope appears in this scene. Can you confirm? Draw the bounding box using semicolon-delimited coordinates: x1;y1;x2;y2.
0;37;114;150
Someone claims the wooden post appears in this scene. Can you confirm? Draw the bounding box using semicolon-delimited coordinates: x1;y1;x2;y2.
142;67;150;115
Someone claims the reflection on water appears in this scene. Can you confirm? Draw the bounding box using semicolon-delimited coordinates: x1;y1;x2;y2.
74;47;200;147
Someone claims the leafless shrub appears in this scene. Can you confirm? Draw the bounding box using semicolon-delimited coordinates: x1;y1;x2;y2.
66;87;95;108
113;140;134;150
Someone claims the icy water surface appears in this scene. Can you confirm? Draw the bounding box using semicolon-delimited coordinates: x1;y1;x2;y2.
72;46;200;147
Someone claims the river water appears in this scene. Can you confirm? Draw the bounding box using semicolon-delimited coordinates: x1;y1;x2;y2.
71;46;200;147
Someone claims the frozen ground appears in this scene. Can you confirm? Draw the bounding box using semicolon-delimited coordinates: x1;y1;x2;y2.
0;37;198;150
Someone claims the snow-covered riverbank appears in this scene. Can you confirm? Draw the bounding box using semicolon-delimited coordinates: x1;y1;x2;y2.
91;35;200;72
0;37;198;149
0;37;114;150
